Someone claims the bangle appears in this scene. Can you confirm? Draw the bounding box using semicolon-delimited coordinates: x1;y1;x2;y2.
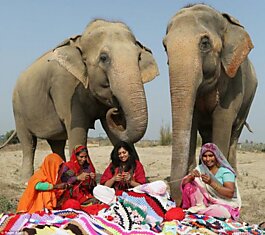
213;182;221;191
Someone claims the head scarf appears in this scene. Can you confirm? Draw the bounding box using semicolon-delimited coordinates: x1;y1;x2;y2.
196;143;241;218
65;145;95;174
17;153;64;213
199;143;236;175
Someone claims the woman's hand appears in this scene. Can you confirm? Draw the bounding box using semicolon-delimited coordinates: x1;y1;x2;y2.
103;173;122;187
182;169;201;185
114;173;123;182
122;172;131;181
190;169;200;178
201;173;212;185
89;172;96;179
77;172;90;181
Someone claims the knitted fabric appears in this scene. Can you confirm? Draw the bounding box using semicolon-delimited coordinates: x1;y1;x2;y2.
132;180;167;196
98;199;146;230
120;191;167;224
1;209;264;234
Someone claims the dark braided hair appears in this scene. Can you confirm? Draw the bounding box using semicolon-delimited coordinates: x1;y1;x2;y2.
110;141;139;174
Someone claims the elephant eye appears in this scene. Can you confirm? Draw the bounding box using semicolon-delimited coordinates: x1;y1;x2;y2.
99;53;110;64
200;36;211;52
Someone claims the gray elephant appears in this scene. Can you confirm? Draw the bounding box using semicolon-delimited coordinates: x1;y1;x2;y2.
13;19;159;181
163;4;257;203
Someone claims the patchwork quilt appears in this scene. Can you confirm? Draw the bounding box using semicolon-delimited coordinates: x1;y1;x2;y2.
0;208;264;235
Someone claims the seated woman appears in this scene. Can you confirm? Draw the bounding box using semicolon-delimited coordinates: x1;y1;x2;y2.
181;143;241;220
58;145;97;209
100;141;146;191
17;153;66;213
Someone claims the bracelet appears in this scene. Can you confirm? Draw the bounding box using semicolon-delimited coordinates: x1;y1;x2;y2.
212;182;221;191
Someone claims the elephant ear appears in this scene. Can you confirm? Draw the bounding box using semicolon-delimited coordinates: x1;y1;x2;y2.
136;41;159;83
49;35;89;88
221;13;254;78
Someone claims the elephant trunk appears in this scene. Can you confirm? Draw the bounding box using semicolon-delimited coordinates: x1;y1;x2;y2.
106;51;148;144
167;36;202;203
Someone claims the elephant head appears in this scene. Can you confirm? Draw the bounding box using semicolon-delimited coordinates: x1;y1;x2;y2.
52;19;159;145
163;4;253;203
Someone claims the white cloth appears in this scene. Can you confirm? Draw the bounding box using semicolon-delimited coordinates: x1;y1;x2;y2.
130;180;168;195
93;185;116;205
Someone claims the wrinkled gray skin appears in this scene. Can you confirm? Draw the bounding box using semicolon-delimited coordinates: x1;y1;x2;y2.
163;4;257;203
13;19;159;181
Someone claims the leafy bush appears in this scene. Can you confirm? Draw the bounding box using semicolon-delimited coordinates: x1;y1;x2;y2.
0;196;16;213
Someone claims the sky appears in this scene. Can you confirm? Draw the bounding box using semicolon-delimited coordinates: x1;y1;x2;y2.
0;1;265;142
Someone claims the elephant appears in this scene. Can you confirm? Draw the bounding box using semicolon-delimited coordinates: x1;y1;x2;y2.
163;4;257;203
12;19;159;181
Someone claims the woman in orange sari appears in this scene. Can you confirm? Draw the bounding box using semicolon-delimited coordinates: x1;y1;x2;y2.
17;153;66;213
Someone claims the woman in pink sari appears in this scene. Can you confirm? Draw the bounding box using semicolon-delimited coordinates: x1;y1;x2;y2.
181;143;241;220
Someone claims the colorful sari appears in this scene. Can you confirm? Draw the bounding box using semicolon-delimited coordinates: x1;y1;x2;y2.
58;145;96;207
181;143;241;220
17;153;64;213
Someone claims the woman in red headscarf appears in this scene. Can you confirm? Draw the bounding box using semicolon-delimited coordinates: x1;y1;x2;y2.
57;145;97;209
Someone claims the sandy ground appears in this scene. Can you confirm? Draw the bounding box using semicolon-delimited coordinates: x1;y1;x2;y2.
0;142;264;225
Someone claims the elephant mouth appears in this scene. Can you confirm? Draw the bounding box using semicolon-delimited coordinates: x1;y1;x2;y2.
106;107;126;131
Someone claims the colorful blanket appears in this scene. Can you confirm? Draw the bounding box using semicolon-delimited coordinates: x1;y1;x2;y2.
0;209;264;235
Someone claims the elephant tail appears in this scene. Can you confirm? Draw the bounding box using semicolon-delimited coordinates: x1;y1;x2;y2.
0;130;17;149
244;121;253;133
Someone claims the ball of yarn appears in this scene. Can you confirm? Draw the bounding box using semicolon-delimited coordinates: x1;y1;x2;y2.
62;199;81;210
164;207;185;221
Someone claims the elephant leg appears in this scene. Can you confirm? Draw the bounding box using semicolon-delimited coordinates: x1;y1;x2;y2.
228;84;257;170
17;128;37;181
47;139;66;161
229;105;254;171
212;108;236;159
188;112;198;171
200;129;212;145
67;127;88;156
227;119;246;171
198;112;212;145
228;138;238;172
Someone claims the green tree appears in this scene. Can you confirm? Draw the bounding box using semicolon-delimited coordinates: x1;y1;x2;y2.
1;130;19;145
